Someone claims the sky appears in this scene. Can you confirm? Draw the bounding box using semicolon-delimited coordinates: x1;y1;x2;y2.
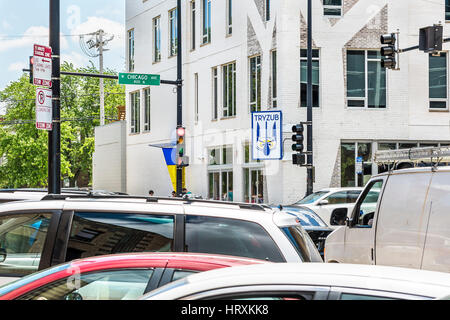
0;0;126;93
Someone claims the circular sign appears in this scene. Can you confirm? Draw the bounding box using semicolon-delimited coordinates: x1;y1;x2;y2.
38;90;45;105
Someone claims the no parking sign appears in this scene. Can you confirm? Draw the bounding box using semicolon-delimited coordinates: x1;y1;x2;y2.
36;88;52;131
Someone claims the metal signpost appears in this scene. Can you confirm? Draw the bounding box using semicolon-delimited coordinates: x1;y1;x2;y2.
251;111;283;161
118;73;161;86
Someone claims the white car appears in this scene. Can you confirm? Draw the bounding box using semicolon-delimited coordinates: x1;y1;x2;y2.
141;263;450;300
291;187;363;228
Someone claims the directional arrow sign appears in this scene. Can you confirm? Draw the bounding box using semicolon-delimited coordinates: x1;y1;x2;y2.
118;73;161;86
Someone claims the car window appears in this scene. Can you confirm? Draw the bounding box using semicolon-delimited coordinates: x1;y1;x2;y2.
340;293;397;300
346;190;362;203
185;215;285;262
324;192;348;205
280;225;323;262
352;181;383;228
0;213;52;276
18;269;154;300
296;191;328;204
171;270;199;282
66;212;174;261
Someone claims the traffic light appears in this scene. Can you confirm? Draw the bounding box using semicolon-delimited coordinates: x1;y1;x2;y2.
29;56;34;84
176;127;189;168
419;25;443;53
291;124;304;153
380;33;397;69
292;153;306;166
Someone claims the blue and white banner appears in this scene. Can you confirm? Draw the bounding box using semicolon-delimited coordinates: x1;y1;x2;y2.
251;110;283;160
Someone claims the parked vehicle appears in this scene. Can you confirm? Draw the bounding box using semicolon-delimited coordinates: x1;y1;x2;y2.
0;252;267;300
141;263;450;300
276;206;333;258
0;195;322;286
325;166;450;273
291;188;363;228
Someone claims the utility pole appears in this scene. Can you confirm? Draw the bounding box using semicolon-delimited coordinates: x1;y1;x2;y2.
176;0;183;197
306;0;314;196
49;0;61;194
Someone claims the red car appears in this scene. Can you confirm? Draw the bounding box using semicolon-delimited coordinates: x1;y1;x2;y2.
0;253;267;300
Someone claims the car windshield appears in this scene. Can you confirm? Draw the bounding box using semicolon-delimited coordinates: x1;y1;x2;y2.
295;191;328;204
280;225;323;262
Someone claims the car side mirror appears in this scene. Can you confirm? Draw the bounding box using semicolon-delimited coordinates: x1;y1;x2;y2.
330;208;348;226
318;199;329;206
65;292;83;301
0;248;6;263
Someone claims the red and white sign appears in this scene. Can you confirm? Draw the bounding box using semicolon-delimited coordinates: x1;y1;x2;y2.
33;44;52;88
36;88;53;131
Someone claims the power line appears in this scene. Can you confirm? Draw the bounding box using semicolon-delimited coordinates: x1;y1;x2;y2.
0;92;125;103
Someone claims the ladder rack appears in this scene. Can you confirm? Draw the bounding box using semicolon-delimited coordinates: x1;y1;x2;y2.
374;146;450;163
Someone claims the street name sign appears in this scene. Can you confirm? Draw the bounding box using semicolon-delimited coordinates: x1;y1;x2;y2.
118;73;161;86
251;110;283;160
33;44;52;88
36;88;52;131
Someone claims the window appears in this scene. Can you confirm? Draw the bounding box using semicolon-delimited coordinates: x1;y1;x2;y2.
271;50;277;108
429;52;447;110
243;143;264;203
300;49;320;108
202;0;211;44
340;293;396;300
128;29;134;72
352;180;383;227
446;0;450;21
265;0;271;21
347;50;386;108
194;73;199;123
130;91;140;134
143;88;151;132
169;8;178;57
185;215;285;262
208;146;233;201
153;17;161;62
249;55;262;112
190;1;196;50
212;67;218;120
172;270;198;282
19;269;154;300
65;212;174;261
222;62;236;117
0;214;52;276
341;142;372;187
323;0;342;16
227;0;232;35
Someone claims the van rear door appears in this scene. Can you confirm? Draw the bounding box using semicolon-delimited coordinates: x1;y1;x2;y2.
375;169;433;269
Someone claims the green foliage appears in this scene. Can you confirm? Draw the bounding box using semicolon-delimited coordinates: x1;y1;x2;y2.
0;62;125;188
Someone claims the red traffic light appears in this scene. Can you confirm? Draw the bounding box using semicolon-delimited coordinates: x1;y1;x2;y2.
177;127;185;137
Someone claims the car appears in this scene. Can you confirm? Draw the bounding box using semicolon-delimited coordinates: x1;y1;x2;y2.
0;195;322;286
278;206;333;258
291;187;363;228
141;263;450;300
0;252;267;300
325;166;450;273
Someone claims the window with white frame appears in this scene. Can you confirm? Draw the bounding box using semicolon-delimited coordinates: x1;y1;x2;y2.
212;67;218;120
130;91;140;134
429;52;447;110
143;88;151;132
243;143;265;204
190;1;196;50
446;0;450;21
227;0;232;35
128;29;135;72
202;0;211;44
271;50;277;108
346;50;386;108
249;55;262;112
153;17;161;62
208;146;233;201
169;8;178;57
341;142;372;187
300;49;320;108
323;0;342;17
222;62;236;117
265;0;270;21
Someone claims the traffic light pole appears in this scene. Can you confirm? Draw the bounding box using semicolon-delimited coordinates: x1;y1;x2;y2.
176;0;183;197
306;0;314;196
49;0;61;195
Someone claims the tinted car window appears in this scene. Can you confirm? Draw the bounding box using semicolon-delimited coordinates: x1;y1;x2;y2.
66;212;174;261
296;191;328;204
324;192;348;205
185;215;285;262
0;213;52;276
172;270;198;282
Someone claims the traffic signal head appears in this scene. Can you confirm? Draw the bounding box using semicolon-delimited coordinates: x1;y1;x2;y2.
380;33;397;70
292;153;306;166
291;123;304;153
29;56;34;84
176;127;189;167
419;25;443;53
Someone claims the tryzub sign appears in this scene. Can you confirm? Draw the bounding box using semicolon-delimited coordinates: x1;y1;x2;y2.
252;111;283;160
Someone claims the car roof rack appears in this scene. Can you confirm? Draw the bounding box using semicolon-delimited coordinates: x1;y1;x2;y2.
375;146;450;164
40;194;268;211
0;188;126;195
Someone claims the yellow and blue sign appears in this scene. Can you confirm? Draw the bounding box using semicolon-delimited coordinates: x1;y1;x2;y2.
162;147;185;192
252;110;283;160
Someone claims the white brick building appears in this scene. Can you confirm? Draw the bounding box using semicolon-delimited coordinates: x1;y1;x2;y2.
124;0;450;205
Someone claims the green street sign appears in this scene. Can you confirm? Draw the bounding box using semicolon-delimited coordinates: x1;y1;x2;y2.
119;73;161;86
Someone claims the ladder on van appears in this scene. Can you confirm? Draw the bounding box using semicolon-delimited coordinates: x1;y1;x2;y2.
374;146;450;170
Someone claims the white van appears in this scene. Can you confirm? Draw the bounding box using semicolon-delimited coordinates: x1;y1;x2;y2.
325;166;450;273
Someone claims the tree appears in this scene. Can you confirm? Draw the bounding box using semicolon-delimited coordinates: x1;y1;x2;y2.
0;62;125;188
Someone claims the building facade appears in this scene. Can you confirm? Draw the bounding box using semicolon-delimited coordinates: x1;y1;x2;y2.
124;0;450;204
